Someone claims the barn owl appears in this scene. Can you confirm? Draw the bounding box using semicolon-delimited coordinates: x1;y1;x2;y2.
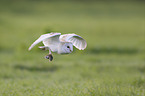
28;33;87;61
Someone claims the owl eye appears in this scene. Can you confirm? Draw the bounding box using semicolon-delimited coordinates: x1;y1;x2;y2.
67;46;70;48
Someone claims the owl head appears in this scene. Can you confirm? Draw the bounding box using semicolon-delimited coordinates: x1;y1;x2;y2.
58;42;73;54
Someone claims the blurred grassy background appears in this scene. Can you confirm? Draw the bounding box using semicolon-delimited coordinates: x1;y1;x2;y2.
0;0;145;96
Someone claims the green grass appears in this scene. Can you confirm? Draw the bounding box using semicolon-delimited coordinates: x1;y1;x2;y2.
0;1;145;96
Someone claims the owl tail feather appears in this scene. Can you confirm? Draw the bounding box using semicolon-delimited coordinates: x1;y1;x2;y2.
39;46;49;50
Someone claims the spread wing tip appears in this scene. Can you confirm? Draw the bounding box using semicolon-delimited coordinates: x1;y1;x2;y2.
79;40;87;50
78;44;87;50
28;47;32;51
28;45;34;51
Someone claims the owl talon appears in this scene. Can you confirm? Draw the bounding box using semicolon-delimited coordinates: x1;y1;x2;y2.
45;54;53;61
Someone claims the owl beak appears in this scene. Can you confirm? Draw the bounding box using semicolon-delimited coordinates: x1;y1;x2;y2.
70;49;72;52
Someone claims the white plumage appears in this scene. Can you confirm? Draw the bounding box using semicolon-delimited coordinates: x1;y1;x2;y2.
28;32;87;61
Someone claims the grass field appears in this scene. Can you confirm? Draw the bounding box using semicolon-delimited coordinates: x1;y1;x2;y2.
0;1;145;96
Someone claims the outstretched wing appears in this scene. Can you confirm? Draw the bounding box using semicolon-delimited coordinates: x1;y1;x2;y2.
28;33;61;51
59;34;87;50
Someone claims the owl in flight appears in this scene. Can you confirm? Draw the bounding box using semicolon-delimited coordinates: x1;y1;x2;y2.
28;33;87;61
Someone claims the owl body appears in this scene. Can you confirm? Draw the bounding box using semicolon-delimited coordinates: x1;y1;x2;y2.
42;35;60;52
43;40;73;54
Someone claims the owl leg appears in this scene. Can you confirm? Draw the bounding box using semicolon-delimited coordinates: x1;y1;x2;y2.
49;48;52;54
45;48;53;61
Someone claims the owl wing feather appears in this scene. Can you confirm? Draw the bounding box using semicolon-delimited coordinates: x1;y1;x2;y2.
59;34;87;50
28;33;61;51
